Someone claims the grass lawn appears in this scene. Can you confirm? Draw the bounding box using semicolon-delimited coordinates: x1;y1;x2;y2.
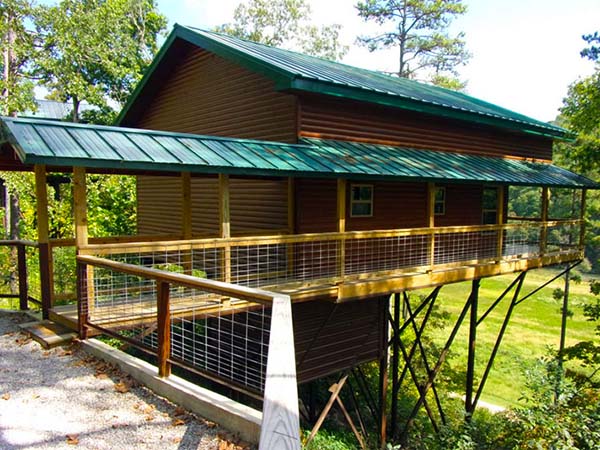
412;267;598;408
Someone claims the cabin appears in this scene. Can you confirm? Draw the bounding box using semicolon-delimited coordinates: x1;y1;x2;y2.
0;25;597;449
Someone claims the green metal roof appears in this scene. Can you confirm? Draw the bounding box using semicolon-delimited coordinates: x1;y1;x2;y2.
0;117;595;188
118;25;569;140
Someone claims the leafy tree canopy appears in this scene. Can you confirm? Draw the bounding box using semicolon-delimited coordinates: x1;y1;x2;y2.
216;0;348;61
34;0;167;121
0;0;37;116
355;0;470;89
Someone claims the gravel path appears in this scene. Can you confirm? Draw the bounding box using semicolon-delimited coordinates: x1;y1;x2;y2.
0;311;251;450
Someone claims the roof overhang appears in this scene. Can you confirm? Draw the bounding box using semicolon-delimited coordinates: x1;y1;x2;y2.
1;117;596;189
117;25;572;141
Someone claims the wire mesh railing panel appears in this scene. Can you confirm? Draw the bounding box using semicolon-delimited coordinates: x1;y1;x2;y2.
546;221;580;253
230;244;287;287
345;234;429;275
292;240;340;281
434;230;498;265
503;224;541;257
170;301;271;393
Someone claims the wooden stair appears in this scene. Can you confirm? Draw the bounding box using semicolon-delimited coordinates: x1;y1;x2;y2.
19;320;77;348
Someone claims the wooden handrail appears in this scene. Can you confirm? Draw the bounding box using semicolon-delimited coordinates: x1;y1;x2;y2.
0;239;38;247
77;255;279;305
79;219;583;255
77;254;301;450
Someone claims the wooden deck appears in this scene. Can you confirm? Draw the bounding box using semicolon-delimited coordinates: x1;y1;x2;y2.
51;248;581;332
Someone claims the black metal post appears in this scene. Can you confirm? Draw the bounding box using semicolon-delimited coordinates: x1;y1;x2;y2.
465;279;480;420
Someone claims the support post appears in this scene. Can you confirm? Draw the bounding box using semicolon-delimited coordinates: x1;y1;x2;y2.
17;243;28;310
157;280;171;378
379;295;389;449
219;174;231;284
465;279;480;419
496;186;505;261
73;167;94;316
337;178;346;278
76;261;89;339
580;189;587;250
427;182;435;269
181;172;192;274
34;164;51;319
558;268;571;370
540;187;549;255
390;293;400;438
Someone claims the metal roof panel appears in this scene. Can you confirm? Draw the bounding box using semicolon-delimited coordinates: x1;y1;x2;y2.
0;117;595;189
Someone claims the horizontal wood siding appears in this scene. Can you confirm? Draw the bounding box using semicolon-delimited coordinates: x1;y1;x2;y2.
295;178;337;233
138;176;288;237
130;39;297;142
230;178;288;233
191;177;219;235
293;298;385;383
347;181;427;230
137;176;182;236
299;96;553;161
435;184;483;227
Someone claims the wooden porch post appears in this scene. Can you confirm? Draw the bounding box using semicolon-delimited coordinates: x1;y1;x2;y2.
337;178;346;278
427;182;436;269
73;167;93;318
34;164;51;319
496;186;505;261
219;174;231;284
540;187;549;255
181;172;192;274
580;188;587;250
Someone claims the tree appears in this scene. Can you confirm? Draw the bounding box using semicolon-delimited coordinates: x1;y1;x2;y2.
34;0;166;122
0;0;36;117
216;0;348;61
355;0;470;88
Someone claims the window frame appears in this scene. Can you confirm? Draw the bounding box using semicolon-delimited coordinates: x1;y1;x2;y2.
350;183;374;218
482;186;499;225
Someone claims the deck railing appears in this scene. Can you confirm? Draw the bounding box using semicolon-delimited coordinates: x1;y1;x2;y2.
0;240;41;311
76;254;301;450
78;220;583;292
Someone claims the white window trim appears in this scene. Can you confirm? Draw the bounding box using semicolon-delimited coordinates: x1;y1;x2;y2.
350;183;374;218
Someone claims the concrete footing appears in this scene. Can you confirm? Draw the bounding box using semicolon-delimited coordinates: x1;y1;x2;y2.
81;339;262;444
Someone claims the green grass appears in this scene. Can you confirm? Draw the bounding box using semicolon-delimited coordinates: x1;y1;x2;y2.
412;268;598;408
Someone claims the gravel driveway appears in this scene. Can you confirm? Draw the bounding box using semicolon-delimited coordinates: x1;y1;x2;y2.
0;311;251;450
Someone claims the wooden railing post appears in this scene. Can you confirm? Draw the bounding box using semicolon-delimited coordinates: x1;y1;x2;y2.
337;179;347;278
427;183;436;270
157;280;171;378
35;164;52;319
496;187;505;261
17;243;28;310
540;187;549;255
76;261;89;339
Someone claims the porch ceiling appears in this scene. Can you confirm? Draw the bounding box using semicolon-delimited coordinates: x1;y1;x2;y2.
0;116;596;189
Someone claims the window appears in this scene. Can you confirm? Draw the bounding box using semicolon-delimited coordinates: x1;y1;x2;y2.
482;187;498;224
350;184;373;217
434;187;445;215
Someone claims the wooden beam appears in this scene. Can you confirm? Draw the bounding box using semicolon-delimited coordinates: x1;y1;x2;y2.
337;179;346;278
35;164;52;318
73;167;88;247
181;172;192;239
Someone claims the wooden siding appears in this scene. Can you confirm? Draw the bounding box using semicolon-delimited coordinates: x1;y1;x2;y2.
294;298;385;383
299;96;553;161
295;178;338;233
137;176;183;236
128;39;297;142
434;184;483;226
138;175;288;237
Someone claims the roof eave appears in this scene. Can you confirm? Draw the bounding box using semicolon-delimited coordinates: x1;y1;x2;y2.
285;78;569;141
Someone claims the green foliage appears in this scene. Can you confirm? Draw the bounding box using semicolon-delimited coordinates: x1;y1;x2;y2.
34;0;167;120
0;0;37;116
581;31;600;62
302;428;357;450
216;0;348;61
355;0;470;88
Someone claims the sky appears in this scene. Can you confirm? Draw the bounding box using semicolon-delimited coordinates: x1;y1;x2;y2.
155;0;599;123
